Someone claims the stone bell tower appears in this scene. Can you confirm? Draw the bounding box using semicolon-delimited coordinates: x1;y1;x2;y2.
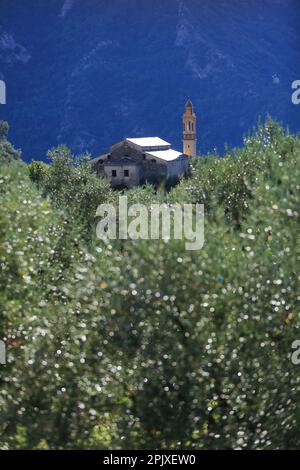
183;99;197;157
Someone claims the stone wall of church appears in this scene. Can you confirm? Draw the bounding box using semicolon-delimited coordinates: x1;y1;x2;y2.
167;157;188;177
110;142;143;162
140;161;167;184
110;141;168;183
103;163;140;188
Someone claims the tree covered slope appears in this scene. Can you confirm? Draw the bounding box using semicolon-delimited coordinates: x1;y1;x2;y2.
0;119;299;449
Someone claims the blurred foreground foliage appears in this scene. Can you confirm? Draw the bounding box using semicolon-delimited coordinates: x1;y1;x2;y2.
0;119;299;449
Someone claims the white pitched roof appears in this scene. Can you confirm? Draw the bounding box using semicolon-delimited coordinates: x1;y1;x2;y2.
126;137;170;148
146;149;183;162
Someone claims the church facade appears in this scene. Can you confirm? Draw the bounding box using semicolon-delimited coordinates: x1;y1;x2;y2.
92;100;197;188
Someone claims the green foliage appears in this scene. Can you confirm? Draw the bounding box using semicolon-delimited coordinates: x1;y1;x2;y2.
0;121;9;140
0;120;299;449
169;119;295;226
28;160;49;186
41;145;111;235
0;121;21;163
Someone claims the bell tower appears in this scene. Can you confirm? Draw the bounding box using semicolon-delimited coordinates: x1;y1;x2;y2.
183;99;197;157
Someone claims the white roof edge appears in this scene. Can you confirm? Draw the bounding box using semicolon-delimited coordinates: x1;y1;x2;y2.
145;149;184;162
126;137;171;148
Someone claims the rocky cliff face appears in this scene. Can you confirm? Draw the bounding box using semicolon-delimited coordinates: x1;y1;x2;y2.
0;0;299;161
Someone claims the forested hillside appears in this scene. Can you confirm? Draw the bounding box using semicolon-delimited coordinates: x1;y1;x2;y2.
1;0;299;160
0;119;299;449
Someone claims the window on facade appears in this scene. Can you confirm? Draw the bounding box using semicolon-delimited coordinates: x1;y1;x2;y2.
111;170;117;177
124;169;129;177
151;159;156;163
107;155;111;160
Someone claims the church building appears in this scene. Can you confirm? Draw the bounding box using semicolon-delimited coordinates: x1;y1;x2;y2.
92;100;197;188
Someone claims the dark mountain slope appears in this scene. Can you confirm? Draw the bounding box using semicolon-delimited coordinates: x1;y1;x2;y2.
0;0;299;161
